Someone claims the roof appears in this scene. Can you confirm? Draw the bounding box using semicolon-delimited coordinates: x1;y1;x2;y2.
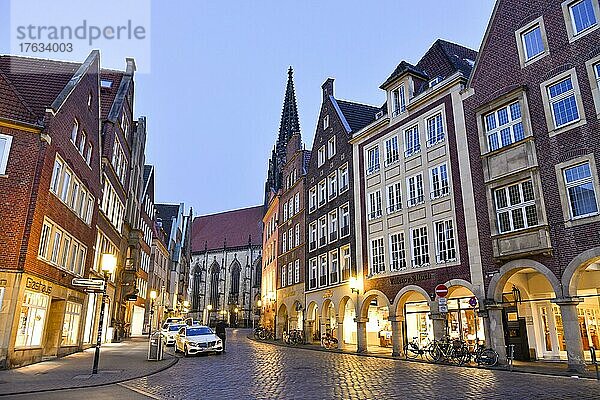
155;203;181;241
100;71;124;120
0;71;38;125
335;99;381;133
380;39;477;91
0;56;80;119
191;205;263;252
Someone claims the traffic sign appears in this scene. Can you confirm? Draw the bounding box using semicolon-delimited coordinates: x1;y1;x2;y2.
438;297;447;306
435;284;449;298
469;296;478;307
439;304;448;313
72;278;105;288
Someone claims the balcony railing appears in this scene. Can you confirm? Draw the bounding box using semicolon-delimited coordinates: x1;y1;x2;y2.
407;195;425;208
387;204;402;214
339;183;349;192
404;146;421;158
368;210;382;220
430;188;450;200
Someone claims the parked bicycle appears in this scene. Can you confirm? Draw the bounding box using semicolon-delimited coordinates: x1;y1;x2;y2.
403;337;433;361
254;326;274;340
321;332;339;349
430;336;470;365
283;329;305;345
467;343;499;367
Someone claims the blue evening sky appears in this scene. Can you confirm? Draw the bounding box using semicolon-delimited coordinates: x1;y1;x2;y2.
0;0;495;216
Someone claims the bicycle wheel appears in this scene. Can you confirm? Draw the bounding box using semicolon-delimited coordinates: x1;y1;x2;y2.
478;348;499;367
404;343;420;360
430;344;442;363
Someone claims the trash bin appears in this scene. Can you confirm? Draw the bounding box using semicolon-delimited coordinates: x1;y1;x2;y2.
148;331;163;361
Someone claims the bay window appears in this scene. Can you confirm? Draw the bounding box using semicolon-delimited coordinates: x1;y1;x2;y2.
494;180;539;233
484;101;525;151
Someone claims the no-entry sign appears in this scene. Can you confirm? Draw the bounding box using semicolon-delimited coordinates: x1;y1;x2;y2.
435;284;448;298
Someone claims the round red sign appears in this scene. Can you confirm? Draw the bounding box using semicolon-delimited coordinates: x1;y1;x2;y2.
435;284;449;298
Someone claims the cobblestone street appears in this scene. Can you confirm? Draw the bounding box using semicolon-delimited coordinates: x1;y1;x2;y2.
116;329;599;400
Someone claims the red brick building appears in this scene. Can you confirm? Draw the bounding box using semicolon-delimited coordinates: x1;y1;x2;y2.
0;52;102;368
463;0;600;371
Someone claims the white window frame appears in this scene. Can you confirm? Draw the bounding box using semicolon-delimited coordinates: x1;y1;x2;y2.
309;187;317;212
295;223;300;247
309;258;318;289
516;17;549;67
328;209;338;243
339;163;349;193
410;226;430;269
70;120;78;144
288;262;293;285
328;136;336;158
0;134;13;175
281;265;287;287
494;180;539;234
368;190;383;220
369;237;385;275
386;181;402;214
426;113;445;147
318;216;327;248
484;101;525;152
328;171;338;200
294;259;300;284
547;76;580;129
389;232;406;271
319;254;328;287
341;244;351;281
366;146;380;175
404;124;421;158
318;145;326;167
384;135;399;166
318;180;327;207
323;115;330;130
329;249;339;284
407;173;424;207
340;204;350;238
564;162;599;219
435;220;457;263
309;222;317;251
429;163;450;199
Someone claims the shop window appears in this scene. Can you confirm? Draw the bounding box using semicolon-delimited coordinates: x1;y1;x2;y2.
15;291;49;348
62;302;82;346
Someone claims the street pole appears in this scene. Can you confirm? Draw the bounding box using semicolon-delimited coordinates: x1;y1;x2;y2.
148;298;155;339
92;272;108;374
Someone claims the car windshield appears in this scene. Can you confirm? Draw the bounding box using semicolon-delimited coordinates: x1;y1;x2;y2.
169;324;183;332
186;327;213;336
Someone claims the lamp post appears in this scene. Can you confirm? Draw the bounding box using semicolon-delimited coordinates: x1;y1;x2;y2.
92;253;116;375
207;304;213;326
148;290;157;339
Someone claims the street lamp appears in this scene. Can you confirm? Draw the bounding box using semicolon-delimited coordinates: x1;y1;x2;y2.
148;290;157;338
92;253;116;375
207;304;213;325
254;300;262;331
349;275;362;316
268;291;276;338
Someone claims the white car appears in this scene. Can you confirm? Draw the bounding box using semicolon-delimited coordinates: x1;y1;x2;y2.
163;323;185;346
175;325;223;357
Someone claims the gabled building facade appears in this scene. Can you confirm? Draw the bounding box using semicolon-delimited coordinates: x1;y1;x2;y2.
463;0;600;371
190;206;263;327
351;40;482;355
305;79;380;347
0;52;103;368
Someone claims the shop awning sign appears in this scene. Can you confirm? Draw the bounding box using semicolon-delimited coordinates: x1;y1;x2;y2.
435;284;448;298
72;278;105;289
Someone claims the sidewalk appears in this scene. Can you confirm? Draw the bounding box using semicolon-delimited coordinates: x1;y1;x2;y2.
249;335;600;380
0;337;178;396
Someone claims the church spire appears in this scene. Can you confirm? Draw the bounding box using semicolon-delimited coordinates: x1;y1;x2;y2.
276;66;300;160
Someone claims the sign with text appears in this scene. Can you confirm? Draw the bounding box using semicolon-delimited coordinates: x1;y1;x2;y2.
435;284;448;298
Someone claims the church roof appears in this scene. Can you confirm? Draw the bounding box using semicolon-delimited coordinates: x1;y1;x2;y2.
191;205;263;252
277;67;300;148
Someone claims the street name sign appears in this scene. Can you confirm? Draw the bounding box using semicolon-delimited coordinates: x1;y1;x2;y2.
72;278;105;289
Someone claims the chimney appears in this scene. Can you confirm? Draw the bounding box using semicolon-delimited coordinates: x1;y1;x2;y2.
322;78;334;100
126;57;137;76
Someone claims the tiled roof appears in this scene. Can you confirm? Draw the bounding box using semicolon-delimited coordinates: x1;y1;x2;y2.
155;203;181;241
0;71;38;125
191;205;263;252
380;61;427;89
0;56;79;119
336;99;381;133
100;71;124;120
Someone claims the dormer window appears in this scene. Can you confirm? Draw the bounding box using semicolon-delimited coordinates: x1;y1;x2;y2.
429;76;443;88
101;80;113;89
391;85;406;117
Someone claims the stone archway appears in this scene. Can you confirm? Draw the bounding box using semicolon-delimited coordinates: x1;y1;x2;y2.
305;301;319;343
321;299;337;339
338;296;356;347
277;303;288;339
391;286;433;355
290;301;304;331
562;247;600;297
487;259;562;302
357;290;392;353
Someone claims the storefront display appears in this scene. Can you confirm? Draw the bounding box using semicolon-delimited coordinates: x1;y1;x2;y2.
15;291;49;348
447;297;485;345
62;302;82;346
404;301;433;347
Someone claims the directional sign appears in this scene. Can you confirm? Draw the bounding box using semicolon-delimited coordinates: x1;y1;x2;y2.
435;284;449;298
72;278;105;288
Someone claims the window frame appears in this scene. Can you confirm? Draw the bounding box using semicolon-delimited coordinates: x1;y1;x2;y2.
410;226;430;269
366;145;380;175
435;219;457;264
540;69;586;136
368;190;383;220
339;163;349;193
327;136;336;158
0;134;13;175
562;0;600;41
386;181;402;214
389;231;406;272
407;173;425;208
404;124;421;158
493;180;539;234
318;145;326;167
426;113;445;147
384;135;399;166
429;163;450;200
515;17;549;67
369;237;385;276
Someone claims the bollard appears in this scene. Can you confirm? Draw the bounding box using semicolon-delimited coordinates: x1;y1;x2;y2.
507;344;515;372
591;347;599;381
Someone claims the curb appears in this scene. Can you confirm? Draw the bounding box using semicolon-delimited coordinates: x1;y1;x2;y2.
0;354;179;397
247;335;598;381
